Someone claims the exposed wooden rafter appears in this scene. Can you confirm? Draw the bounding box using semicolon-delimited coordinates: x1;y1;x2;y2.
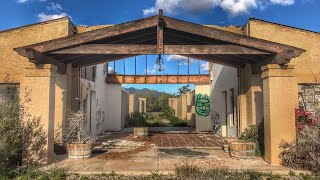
14;15;158;56
26;49;66;73
49;44;271;55
13;9;305;72
163;16;305;59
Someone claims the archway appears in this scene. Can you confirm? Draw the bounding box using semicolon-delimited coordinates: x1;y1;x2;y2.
14;9;305;165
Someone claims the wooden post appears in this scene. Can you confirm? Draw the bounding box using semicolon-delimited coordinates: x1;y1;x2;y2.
188;57;190;82
198;60;200;75
123;59;125;82
106;63;109;75
134;56;137;76
123;59;125;75
134;56;136;83
145;55;147;83
157;9;164;54
113;61;116;74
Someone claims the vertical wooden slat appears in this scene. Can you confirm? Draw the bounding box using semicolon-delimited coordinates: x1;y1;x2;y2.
123;59;125;75
106;63;109;75
134;56;136;76
157;9;164;54
188;57;190;82
198;60;200;75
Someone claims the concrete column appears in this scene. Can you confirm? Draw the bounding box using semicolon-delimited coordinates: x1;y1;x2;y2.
262;64;297;165
181;94;187;120
195;85;211;131
22;64;56;165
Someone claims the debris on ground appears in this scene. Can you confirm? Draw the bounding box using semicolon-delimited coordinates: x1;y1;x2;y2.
96;142;151;160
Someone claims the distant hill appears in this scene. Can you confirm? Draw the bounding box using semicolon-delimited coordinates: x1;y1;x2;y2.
123;87;161;96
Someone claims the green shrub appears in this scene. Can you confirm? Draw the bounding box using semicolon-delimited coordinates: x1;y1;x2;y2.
128;112;148;127
239;123;264;156
280;126;320;173
0;87;23;175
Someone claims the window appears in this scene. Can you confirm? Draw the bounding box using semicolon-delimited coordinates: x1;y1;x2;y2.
298;84;320;116
0;84;19;102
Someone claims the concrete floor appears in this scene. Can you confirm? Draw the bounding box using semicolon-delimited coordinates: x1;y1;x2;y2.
47;133;308;175
50;148;306;175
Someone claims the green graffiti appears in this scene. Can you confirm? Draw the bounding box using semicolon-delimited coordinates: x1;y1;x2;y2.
196;94;210;116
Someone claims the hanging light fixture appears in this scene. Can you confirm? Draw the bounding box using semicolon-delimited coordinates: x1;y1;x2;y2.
156;54;165;72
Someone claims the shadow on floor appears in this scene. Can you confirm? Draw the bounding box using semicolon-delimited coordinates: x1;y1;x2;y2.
158;148;210;157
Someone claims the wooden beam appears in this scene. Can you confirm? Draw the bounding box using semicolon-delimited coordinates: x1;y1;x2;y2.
105;74;210;84
163;16;305;58
163;45;270;55
73;54;138;67
14;16;158;56
157;9;164;54
26;49;66;73
50;44;271;55
51;44;157;55
183;54;245;68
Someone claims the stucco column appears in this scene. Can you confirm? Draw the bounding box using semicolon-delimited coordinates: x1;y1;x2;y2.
195;85;211;131
22;64;57;165
56;65;79;144
262;64;297;165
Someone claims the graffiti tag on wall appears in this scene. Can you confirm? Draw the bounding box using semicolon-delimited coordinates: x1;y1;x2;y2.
196;94;210;117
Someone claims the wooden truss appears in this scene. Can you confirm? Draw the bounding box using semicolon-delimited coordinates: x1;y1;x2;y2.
14;9;305;74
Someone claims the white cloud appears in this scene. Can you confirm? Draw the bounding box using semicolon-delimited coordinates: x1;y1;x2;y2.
220;0;258;16
270;0;294;5
166;55;196;65
47;2;63;12
143;0;295;17
17;0;46;3
143;0;221;16
37;12;70;22
166;55;188;61
145;64;157;74
201;62;209;71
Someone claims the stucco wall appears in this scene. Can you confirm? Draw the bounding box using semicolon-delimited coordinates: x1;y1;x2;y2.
129;94;139;113
247;19;320;83
121;90;129;128
104;83;122;131
210;63;238;137
240;19;320;132
0;18;75;144
0;18;72;83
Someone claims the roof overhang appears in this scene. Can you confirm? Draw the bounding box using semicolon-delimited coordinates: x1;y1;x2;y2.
14;9;305;74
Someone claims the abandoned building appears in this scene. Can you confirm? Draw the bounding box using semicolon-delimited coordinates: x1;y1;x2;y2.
0;9;319;166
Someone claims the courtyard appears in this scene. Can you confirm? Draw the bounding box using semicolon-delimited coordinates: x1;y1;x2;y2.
48;131;307;175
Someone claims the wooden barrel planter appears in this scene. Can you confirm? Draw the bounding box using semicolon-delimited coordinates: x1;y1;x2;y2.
229;141;255;159
133;127;149;138
67;143;93;159
222;138;240;153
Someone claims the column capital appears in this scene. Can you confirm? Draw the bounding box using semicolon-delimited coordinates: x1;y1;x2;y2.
24;64;57;77
261;64;295;79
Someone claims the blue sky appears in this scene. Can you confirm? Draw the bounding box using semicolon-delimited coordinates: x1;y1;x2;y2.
1;0;319;93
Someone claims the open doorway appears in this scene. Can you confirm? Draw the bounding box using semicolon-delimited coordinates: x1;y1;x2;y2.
123;84;195;128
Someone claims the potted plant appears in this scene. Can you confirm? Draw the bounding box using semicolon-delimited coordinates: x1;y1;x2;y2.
64;111;96;159
129;112;149;138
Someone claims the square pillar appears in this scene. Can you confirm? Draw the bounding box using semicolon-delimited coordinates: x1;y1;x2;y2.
262;64;297;165
21;64;57;165
195;85;211;131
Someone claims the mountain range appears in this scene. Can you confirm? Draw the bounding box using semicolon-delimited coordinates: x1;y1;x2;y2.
123;87;161;96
